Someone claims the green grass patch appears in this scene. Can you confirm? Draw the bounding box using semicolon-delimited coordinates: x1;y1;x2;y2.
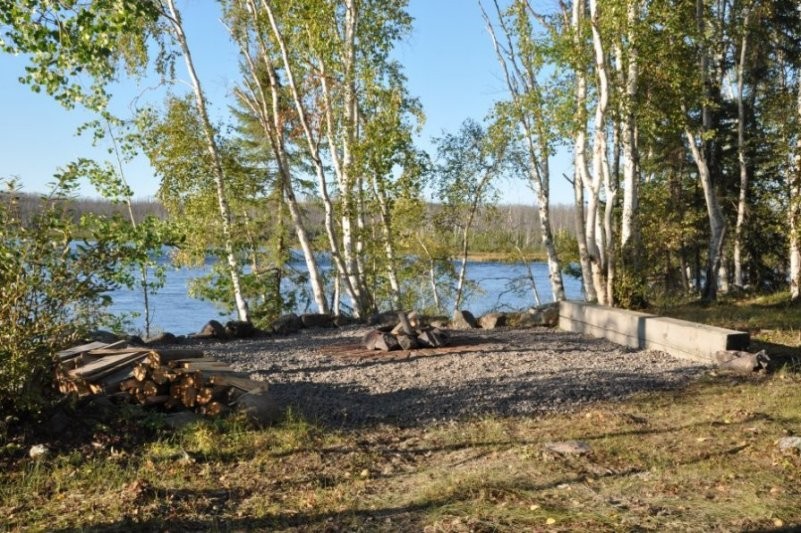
2;372;800;531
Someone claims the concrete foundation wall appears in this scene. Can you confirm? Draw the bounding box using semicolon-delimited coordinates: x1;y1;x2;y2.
558;301;750;363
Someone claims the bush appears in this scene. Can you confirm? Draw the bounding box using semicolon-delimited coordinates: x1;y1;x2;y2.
0;181;125;415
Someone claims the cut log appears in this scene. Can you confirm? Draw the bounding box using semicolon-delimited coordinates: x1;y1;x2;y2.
133;363;150;382
69;351;148;379
200;401;225;417
56;340;126;361
208;375;262;392
153;348;206;363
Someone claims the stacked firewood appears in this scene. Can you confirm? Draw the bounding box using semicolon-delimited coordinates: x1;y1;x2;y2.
56;341;261;416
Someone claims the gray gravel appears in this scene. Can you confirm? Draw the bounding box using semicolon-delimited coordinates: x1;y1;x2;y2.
187;326;709;428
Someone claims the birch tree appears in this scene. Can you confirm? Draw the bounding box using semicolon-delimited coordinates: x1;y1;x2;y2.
480;0;566;302
224;0;330;314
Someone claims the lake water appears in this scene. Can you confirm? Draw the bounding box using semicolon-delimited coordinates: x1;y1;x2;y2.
109;259;584;335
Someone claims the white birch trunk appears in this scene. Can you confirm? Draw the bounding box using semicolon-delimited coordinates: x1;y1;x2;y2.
733;12;750;289
232;8;330;313
165;0;249;322
370;174;401;307
481;1;565;301
570;0;596;302
588;0;611;305
261;0;364;316
685;126;726;301
790;75;801;301
620;0;639;250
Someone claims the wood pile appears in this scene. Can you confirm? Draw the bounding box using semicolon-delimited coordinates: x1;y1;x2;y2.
55;341;263;417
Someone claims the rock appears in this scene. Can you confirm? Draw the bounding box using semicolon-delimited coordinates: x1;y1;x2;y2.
417;329;448;348
507;312;540;328
396;333;420;350
89;330;120;343
718;350;770;373
198;320;226;339
271;313;303;335
235;387;282;427
163;411;203;431
367;310;401;329
28;444;49;460
429;318;449;329
778;436;801;453
125;334;145;346
544;440;592;456
301;313;335;329
527;303;559;327
145;332;179;346
333;315;356;327
225;320;256;339
451;310;478;330
479;312;508;329
363;330;401;351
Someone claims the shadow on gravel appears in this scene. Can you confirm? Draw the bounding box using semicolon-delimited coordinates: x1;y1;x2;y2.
265;366;702;429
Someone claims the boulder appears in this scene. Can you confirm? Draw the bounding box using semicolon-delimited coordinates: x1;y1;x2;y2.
363;330;401;352
271;313;303;335
235;387;282;427
429;318;449;329
367;310;401;329
145;332;179;346
479;312;508;329
396;333;420;351
717;350;770;373
451;310;478;330
125;334;145;346
301;313;335;329
528;303;559;327
778;436;801;453
544;440;592;456
418;328;448;348
333;315;356;327
198;320;226;339
225;320;256;339
89;330;120;343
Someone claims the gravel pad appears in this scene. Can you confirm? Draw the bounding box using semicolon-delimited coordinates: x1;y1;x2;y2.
186;326;708;428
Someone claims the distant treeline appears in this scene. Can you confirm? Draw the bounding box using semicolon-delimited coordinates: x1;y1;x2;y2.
8;191;576;256
4;192;167;225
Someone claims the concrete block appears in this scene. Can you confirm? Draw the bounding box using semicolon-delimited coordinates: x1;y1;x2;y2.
558;300;749;363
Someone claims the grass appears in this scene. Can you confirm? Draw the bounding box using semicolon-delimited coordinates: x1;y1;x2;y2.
2;371;800;531
652;291;801;361
3;292;801;531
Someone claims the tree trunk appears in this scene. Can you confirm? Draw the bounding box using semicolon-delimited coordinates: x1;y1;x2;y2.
685;127;726;301
370;174;401;307
261;0;364;316
231;13;330;314
733;13;750;289
620;0;640;251
165;0;249;322
570;0;596;302
588;0;611;305
790;77;801;301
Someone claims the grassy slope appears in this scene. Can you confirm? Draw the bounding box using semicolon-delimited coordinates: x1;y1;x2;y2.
2;293;801;531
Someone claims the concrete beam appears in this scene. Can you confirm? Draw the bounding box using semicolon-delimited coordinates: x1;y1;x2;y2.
558;300;749;363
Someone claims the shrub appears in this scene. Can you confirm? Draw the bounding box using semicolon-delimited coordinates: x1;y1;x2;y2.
0;181;125;415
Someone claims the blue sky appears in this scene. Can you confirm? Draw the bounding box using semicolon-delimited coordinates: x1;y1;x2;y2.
0;0;574;205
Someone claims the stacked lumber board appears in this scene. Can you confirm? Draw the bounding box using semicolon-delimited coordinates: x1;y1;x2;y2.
55;341;264;416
